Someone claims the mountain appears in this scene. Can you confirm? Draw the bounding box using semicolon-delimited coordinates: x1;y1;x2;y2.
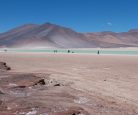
0;23;138;48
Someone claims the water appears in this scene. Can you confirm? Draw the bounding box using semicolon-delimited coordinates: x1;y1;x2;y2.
6;49;138;55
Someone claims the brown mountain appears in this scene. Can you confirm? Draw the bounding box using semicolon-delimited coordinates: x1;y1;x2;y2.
0;23;138;48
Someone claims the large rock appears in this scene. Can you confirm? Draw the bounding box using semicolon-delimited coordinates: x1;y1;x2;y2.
0;62;11;72
0;90;4;95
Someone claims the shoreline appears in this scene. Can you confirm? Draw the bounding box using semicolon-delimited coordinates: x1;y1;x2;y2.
1;51;138;57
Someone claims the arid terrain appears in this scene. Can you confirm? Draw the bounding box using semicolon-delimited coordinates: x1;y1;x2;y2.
0;52;138;115
0;23;138;48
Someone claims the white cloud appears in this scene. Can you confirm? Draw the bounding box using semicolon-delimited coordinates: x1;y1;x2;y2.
107;22;112;26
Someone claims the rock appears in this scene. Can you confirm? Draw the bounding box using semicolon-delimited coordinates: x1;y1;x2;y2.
0;62;11;71
0;73;63;90
14;86;26;89
0;74;46;88
0;90;4;95
55;107;89;115
54;83;61;86
33;77;63;87
33;79;46;86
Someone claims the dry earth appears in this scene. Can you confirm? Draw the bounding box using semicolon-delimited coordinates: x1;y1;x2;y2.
0;52;138;115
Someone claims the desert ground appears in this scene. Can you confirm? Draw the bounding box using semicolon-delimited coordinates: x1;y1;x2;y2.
0;52;138;115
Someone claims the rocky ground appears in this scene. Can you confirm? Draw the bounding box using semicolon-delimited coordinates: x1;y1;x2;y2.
0;61;138;115
0;62;11;72
0;68;89;115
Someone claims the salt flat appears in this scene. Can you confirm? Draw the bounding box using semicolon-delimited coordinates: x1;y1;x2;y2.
0;52;138;114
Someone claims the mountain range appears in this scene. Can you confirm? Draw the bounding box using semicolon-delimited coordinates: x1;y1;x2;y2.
0;23;138;48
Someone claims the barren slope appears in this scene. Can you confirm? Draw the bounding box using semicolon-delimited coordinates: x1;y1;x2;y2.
0;23;138;48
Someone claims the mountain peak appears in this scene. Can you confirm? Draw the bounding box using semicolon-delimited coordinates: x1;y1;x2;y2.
41;22;60;27
0;23;138;48
39;22;75;33
39;22;63;30
41;22;53;26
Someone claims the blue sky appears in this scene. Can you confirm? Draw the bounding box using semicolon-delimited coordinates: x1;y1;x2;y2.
0;0;138;33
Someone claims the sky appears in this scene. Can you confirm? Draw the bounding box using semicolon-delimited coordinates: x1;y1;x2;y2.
0;0;138;33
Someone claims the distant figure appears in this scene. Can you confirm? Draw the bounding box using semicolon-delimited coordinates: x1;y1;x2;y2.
68;50;70;53
97;50;100;55
54;50;57;53
4;49;7;52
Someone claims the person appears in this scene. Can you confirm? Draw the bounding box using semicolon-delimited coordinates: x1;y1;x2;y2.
54;50;57;53
97;50;100;55
4;49;7;52
68;50;70;53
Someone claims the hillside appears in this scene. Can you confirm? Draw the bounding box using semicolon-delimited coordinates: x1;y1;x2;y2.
0;23;138;48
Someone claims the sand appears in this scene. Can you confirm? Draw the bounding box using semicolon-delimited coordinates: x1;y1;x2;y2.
0;52;138;114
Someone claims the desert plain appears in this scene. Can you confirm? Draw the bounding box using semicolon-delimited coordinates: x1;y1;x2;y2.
0;52;138;115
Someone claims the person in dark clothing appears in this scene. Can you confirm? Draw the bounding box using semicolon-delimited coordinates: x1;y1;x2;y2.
68;50;70;53
97;50;100;55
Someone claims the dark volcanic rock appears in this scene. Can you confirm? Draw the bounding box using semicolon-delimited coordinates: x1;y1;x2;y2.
33;78;46;86
0;90;4;95
0;62;11;72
